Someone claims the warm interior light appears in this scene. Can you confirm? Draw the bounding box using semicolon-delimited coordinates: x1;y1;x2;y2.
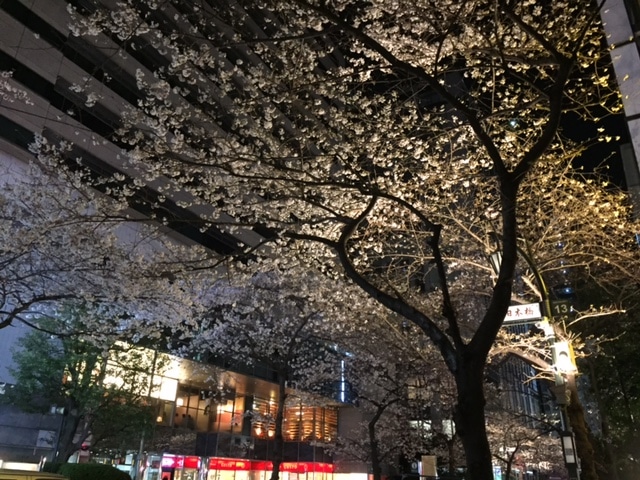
156;415;163;423
176;397;184;407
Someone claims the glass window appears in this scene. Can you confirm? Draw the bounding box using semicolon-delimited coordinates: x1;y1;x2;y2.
175;385;214;431
282;403;337;442
251;397;277;439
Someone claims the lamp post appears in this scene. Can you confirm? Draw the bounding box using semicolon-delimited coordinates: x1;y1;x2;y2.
50;405;68;462
489;242;580;480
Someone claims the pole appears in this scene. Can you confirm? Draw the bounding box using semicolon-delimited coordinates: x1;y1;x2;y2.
50;406;68;462
491;240;581;480
515;244;580;480
133;429;145;480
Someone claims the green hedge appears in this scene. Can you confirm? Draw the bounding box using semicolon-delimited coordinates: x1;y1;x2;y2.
41;462;64;474
45;463;131;480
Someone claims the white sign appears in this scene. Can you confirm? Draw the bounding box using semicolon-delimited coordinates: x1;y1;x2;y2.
504;302;541;323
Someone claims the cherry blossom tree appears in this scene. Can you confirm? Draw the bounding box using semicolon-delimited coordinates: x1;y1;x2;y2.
486;151;639;480
186;269;356;480
0;155;213;341
487;408;565;480
35;1;636;479
331;318;438;480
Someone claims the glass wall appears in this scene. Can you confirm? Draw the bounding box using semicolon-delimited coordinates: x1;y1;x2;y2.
249;397;337;443
171;386;244;434
283;405;338;443
251;397;277;439
168;384;338;444
173;385;208;430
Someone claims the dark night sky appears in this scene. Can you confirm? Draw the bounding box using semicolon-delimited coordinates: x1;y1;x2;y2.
563;109;630;188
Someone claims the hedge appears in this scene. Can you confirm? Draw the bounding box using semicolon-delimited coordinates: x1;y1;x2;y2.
44;463;132;480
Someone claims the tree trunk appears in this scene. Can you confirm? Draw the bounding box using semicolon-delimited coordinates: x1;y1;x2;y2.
56;413;81;462
269;372;287;480
586;358;619;480
368;402;392;480
369;419;383;480
447;437;456;475
454;358;494;480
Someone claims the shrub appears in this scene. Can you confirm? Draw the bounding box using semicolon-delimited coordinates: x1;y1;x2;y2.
56;463;131;480
41;462;64;474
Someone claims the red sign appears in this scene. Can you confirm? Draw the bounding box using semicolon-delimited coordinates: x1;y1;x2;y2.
205;458;334;474
208;458;251;471
282;462;307;473
184;456;201;469
161;455;182;469
251;461;270;471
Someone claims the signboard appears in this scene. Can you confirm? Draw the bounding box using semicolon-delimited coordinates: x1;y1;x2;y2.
161;455;182;469
208;458;251;471
421;455;437;477
504;302;541;323
551;299;572;317
211;459;334;473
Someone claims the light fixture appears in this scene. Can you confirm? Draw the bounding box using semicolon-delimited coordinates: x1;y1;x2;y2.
488;250;503;276
176;397;184;407
552;341;577;373
50;405;67;415
561;432;577;464
156;415;163;423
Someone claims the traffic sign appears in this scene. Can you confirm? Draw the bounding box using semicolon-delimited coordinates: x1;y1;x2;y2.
504;302;542;323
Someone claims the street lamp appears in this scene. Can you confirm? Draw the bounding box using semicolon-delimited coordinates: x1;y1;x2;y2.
552;341;577;377
489;240;580;480
50;405;68;462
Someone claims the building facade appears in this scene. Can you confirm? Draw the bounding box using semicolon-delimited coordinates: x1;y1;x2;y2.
601;0;640;215
0;1;350;475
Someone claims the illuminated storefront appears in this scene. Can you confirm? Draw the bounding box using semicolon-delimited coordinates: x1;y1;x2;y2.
205;457;334;480
149;456;335;480
251;460;335;480
160;454;202;480
205;457;252;480
99;345;343;479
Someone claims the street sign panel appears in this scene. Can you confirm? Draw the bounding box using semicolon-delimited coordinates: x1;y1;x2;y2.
551;299;573;317
504;302;541;323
